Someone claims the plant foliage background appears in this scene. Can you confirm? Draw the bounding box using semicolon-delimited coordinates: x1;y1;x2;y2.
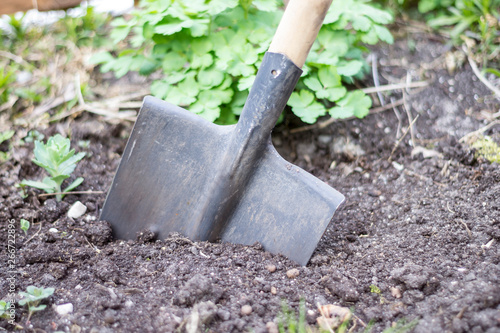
91;0;394;124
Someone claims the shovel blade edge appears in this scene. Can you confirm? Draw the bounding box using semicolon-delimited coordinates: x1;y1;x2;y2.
222;144;344;266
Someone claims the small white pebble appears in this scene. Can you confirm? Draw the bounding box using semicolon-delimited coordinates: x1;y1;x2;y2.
49;228;59;233
392;162;404;171
271;286;277;295
241;305;252;315
55;303;73;315
125;300;134;308
266;264;276;273
67;201;87;218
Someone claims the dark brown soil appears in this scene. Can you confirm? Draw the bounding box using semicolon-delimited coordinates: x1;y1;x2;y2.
1;32;499;333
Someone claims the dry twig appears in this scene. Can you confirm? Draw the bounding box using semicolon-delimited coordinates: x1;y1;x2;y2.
388;115;419;161
370;53;385;106
459;120;500;144
391;97;403;138
403;90;416;146
458;219;472;238
38;190;105;198
23;222;43;246
361;81;428;94
463;46;500;98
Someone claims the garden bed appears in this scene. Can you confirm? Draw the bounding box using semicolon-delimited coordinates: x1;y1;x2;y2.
1;27;499;332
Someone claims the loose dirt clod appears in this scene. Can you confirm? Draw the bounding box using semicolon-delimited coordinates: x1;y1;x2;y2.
390;287;402;299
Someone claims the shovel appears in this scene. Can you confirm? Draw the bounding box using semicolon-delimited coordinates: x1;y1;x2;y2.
100;0;344;266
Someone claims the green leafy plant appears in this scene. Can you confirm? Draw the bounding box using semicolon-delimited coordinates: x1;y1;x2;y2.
18;134;85;201
55;5;111;47
92;0;393;124
20;219;30;235
4;14;28;41
426;0;499;68
18;286;54;322
0;300;12;320
23;130;45;144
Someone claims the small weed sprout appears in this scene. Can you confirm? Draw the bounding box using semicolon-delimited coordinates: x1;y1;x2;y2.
20;219;30;235
0;300;13;320
369;285;381;294
278;299;307;333
18;134;85;201
369;284;385;304
23;130;45;143
18;286;54;322
0;130;15;162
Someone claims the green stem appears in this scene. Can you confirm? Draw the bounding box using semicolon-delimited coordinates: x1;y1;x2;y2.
55;184;62;202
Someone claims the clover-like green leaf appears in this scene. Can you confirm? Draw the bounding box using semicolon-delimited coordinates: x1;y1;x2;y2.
360;27;379;45
162;52;187;72
288;90;327;124
191;54;214;69
197;68;225;88
352;15;372;31
192;38;213;55
374;25;394;44
88;51;114;65
304;68;347;102
329;90;372;119
207;0;238;15
237;75;255;91
154;19;192;36
252;0;280;12
337;60;363;77
165;74;200;106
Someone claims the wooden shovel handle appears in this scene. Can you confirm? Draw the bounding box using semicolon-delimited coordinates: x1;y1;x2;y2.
269;0;333;68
